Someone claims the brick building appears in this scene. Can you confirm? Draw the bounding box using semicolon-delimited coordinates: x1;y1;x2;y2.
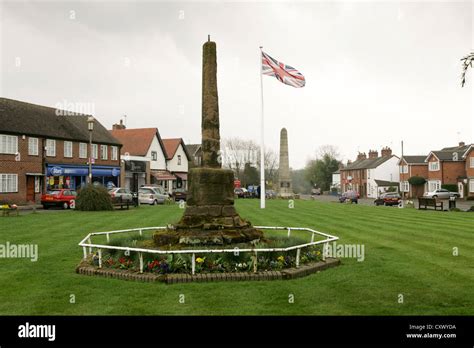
424;142;470;196
398;156;428;198
462;144;474;197
0;98;122;204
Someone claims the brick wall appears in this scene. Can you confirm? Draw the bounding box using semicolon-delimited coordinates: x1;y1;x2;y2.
441;162;466;184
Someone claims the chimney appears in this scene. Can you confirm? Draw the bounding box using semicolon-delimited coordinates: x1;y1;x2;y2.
368;149;378;159
381;146;392;157
356;152;367;161
112;119;126;130
347;159;352;165
459;141;465;147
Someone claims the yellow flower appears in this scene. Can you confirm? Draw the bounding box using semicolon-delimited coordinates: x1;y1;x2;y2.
196;257;205;264
316;251;321;256
277;256;285;262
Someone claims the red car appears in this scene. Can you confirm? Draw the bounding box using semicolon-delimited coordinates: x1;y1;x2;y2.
41;189;77;209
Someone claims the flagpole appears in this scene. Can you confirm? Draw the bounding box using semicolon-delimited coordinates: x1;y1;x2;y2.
259;46;266;209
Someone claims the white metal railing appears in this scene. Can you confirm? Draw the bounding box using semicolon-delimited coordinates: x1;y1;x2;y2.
78;226;339;275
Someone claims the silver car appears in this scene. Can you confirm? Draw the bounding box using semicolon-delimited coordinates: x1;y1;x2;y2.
138;186;169;205
108;187;133;202
424;189;459;199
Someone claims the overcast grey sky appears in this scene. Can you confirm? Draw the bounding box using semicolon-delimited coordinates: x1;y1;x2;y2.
1;0;473;169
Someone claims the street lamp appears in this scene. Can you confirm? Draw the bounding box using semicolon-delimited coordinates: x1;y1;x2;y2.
87;116;95;184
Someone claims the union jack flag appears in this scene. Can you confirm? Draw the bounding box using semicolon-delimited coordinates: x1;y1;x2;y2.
261;51;305;88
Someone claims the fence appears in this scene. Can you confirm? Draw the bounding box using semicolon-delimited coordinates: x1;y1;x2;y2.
78;226;339;275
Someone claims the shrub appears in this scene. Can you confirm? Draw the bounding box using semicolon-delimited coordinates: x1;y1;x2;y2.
408;176;426;186
441;184;458;192
75;185;113;211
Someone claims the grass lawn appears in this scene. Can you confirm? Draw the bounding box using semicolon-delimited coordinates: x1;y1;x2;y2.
0;200;472;315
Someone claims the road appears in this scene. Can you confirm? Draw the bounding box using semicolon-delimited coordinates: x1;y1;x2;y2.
300;194;473;211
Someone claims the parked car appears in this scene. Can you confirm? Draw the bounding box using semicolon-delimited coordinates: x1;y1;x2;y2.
41;189;77;209
172;188;187;201
265;190;277;199
423;189;460;199
374;192;401;206
339;190;359;204
234;187;250;198
108;187;133;203
138;186;169;205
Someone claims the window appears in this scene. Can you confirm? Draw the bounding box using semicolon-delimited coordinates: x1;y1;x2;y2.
28;137;38;156
400;165;408;174
111;146;118;161
100;145;108;160
470;157;474;168
401;181;409;192
0;174;18;193
0;135;18;154
46;139;56;157
177;155;181;165
428;180;441;192
470;180;474;193
79;143;87;159
151;151;157;161
367;170;371;179
64;141;73;158
429;161;439;171
91;144;98;159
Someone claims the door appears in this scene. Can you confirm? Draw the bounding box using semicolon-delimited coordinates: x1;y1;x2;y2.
458;182;464;198
26;176;35;202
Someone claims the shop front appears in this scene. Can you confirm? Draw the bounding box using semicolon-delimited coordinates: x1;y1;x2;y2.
45;164;121;191
124;160;147;192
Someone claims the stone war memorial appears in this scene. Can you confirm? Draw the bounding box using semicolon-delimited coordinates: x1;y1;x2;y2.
76;37;339;284
153;37;263;246
277;127;294;198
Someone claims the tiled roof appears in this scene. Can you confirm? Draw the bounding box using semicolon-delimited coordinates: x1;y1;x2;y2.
162;138;191;160
343;155;396;170
186;144;201;157
400;156;427;165
0;97;121;145
374;180;399;187
109;128;157;156
431;150;465;161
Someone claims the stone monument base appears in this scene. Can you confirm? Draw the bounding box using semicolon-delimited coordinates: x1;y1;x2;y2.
153;167;263;246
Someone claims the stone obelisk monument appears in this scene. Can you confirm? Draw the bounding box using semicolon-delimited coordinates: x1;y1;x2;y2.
154;37;262;246
278;128;293;198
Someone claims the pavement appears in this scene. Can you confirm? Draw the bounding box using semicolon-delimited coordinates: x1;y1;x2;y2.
300;194;474;211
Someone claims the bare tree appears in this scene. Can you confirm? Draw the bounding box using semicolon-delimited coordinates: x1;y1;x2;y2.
221;137;259;179
316;144;340;160
461;52;474;87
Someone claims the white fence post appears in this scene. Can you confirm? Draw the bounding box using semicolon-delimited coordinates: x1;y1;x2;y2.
139;229;143;236
296;248;301;268
253;251;258;273
287;228;291;238
83;247;87;260
106;233;110;243
139;252;143;274
98;249;102;269
311;233;314;243
87;237;92;254
191;253;196;275
323;242;329;261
